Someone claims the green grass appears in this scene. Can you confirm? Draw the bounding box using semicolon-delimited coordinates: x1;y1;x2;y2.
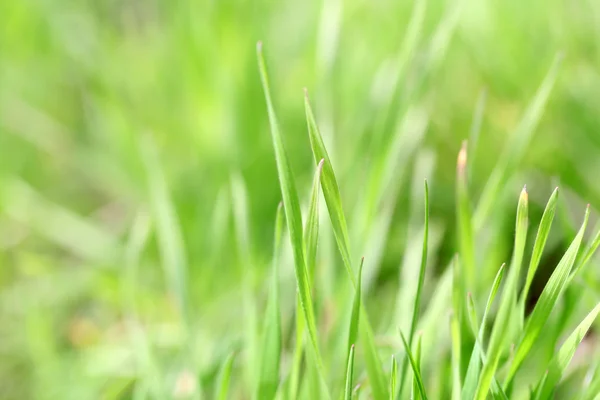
2;0;600;399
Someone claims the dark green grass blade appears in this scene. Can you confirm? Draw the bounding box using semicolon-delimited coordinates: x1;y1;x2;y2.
400;331;428;400
215;352;235;400
505;206;590;388
305;91;387;399
256;203;284;400
344;345;356;400
474;188;528;400
257;42;328;396
535;302;600;399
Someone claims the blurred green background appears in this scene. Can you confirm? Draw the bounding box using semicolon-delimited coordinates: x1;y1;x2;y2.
1;0;600;398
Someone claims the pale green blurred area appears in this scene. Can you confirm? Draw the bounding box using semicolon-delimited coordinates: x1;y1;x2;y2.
1;0;600;398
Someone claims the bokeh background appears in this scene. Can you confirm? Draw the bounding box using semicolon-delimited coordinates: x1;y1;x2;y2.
1;0;600;398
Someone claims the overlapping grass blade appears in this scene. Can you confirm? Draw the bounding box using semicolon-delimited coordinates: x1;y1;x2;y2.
215;352;235;400
474;188;528;400
520;188;559;317
462;264;506;400
504;206;590;388
400;331;428;400
257;42;328;396
474;55;562;229
305;91;387;399
256;203;284;400
535;302;600;399
412;335;423;400
344;345;356;400
305;159;325;278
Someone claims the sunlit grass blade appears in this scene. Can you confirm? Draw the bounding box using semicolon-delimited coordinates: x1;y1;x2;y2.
390;355;397;399
474;55;562;229
450;312;461;400
305;159;325;279
400;331;428;400
215;352;235;400
343;258;363;394
398;180;429;396
462;264;506;400
412;335;423;400
344;345;356;400
256;203;284;400
520;187;559;316
456;142;475;293
504;206;590;388
305;90;387;399
257;42;328;397
474;188;528;400
535;302;600;399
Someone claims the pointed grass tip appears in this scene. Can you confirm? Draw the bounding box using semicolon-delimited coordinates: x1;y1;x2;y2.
520;185;528;202
317;158;325;169
303;87;309;98
256;41;263;52
457;141;467;172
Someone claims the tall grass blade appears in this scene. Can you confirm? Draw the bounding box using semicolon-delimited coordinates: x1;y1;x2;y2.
400;331;428;400
456;142;475;293
256;203;284;400
305;159;325;279
505;206;590;388
305;91;387;399
343;258;363;394
535;302;600;399
390;355;397;400
474;188;528;400
257;42;328;396
344;345;356;400
412;335;423;400
450;313;461;400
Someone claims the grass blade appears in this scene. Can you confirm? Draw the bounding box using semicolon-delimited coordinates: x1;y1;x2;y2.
343;258;363;393
535;302;600;399
305;159;325;279
450;313;461;400
520;188;559;315
257;42;328;397
474;188;528;400
462;264;506;400
305;91;387;399
400;331;428;400
344;345;356;400
474;55;562;229
256;204;284;400
504;206;590;388
390;355;397;400
412;335;423;400
456;141;475;293
215;352;235;400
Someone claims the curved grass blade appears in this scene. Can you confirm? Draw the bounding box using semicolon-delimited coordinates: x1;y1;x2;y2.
256;203;284;400
504;206;590;388
257;42;328;397
535;302;600;399
462;264;506;400
400;331;428;400
305;159;325;279
520;188;559;315
474;188;528;400
344;345;356;400
216;352;236;400
305;91;387;399
474;54;562;229
412;335;423;400
390;355;397;400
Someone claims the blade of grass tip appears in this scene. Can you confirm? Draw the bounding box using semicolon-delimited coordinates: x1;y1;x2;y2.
343;258;363;394
390;355;397;400
535;302;600;400
569;223;600;280
412;335;423;400
305;90;388;399
474;188;529;400
257;42;328;397
215;352;235;400
400;331;428;400
520;187;559;319
256;203;284;400
473;54;563;230
462;264;506;400
456;141;475;294
140;135;188;322
504;205;590;389
305;159;325;280
450;313;461;400
398;180;429;396
344;345;356;400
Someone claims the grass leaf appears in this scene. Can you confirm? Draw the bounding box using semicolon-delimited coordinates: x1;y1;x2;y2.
305;159;325;279
344;345;356;400
456;141;475;293
412;335;423;400
257;42;328;397
343;258;363;392
450;312;461;400
215;352;236;400
400;331;428;400
390;355;397;400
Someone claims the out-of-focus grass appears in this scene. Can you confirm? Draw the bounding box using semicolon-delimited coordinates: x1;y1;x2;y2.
1;0;600;399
